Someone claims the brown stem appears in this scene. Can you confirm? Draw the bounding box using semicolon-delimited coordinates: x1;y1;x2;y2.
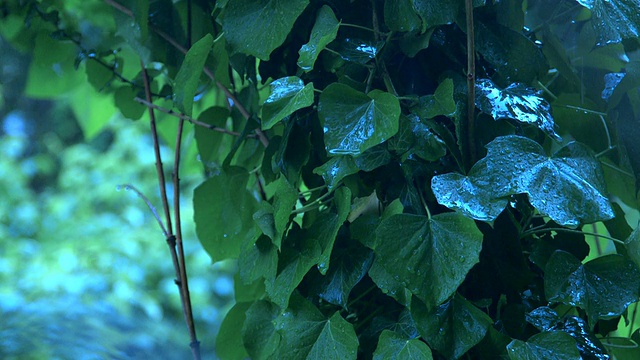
465;0;477;165
104;0;269;148
133;97;250;137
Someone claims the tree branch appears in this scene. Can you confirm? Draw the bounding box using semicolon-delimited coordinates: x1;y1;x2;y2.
465;0;477;165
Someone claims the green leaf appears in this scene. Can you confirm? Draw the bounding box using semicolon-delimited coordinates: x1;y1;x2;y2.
216;302;251;360
194;106;232;166
431;158;509;221
313;145;391;190
310;186;352;274
298;5;340;71
266;229;321;309
221;0;310;60
412;294;492;360
384;0;422;32
413;78;456;119
271;176;298;248
624;225;640;270
273;295;359;360
368;260;412;307
576;0;640;46
173;33;213;116
239;234;278;284
475;78;561;141
308;241;374;308
262;77;315;130
114;86;145;120
545;250;640;322
374;212;483;308
242;300;281;360
432;136;615;226
193;167;258;262
319;83;401;156
373;330;433;360
506;331;580;360
389;115;447;161
114;9;151;63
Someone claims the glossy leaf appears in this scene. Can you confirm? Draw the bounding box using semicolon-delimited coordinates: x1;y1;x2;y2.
310;186;351;275
271;176;298;248
431;158;508;221
576;0;640;46
193;167;258;262
432;136;615;226
273;294;358;360
333;38;383;64
298;6;340;71
368;260;413;307
545;251;640;322
221;0;309;60
319;83;400;156
173;34;213;116
413;78;456;119
374;213;483;308
506;331;581;360
412;294;492;360
261;77;315;130
373;330;433;360
390;115;447;161
313;144;391;190
624;225;640;270
475;79;561;141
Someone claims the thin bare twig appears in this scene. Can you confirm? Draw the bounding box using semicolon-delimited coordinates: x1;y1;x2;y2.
117;184;168;236
133;97;250;137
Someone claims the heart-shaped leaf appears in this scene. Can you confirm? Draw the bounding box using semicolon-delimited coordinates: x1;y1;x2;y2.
298;6;340;71
475;79;561;141
373;330;433;360
261;77;315;130
576;0;640;46
506;331;581;360
374;212;483;308
273;294;358;359
412;294;492;360
545;250;640;322
319;83;400;156
412;78;456;120
242;300;281;360
314;144;391;190
432;135;615;226
221;0;309;60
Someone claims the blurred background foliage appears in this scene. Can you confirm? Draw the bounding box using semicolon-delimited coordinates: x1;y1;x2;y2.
0;3;233;359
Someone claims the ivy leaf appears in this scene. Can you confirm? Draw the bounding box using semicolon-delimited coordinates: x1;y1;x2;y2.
545;251;640;322
374;213;483;308
193;167;257;262
432;136;615;226
333;38;383;64
384;0;422;32
576;0;640;46
298;6;340;71
475;79;561;141
412;78;456;119
369;260;412;307
412;294;492;360
373;330;434;360
625;225;640;270
389;115;447;162
319;83;400;156
273;294;358;360
313;144;391;190
308;242;374;308
194;107;232;167
238;234;278;284
216;302;251;360
221;0;309;60
173;33;213;116
266;231;321;309
261;77;315;130
506;331;581;360
241;300;281;360
310;186;352;274
431;158;509;221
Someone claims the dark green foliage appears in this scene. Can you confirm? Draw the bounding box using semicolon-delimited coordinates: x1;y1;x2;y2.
5;0;640;358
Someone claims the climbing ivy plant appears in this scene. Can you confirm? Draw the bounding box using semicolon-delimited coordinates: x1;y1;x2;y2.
4;0;640;358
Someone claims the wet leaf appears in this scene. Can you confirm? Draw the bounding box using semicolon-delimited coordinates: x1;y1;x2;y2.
545;251;640;322
298;6;340;71
412;294;492;360
242;300;280;360
313;144;391;190
374;212;483;308
319;83;400;156
624;225;640;270
475;79;561;141
412;78;456;120
373;330;433;360
261;77;315;130
576;0;640;46
368;260;413;307
238;234;278;284
309;186;351;274
333;38;383;64
221;0;309;60
273;294;358;359
526;306;561;332
432;136;615;226
193;167;258;262
506;331;581;360
384;0;422;33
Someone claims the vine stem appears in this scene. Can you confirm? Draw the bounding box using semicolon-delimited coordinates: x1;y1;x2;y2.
465;0;477;166
520;227;625;245
141;60;200;360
